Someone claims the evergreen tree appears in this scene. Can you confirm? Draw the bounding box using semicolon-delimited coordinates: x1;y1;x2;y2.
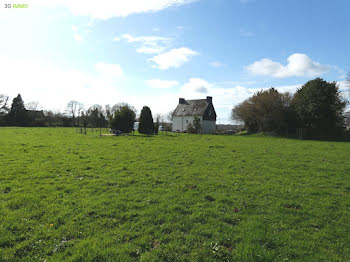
6;94;30;126
291;78;346;131
111;103;136;133
138;106;154;134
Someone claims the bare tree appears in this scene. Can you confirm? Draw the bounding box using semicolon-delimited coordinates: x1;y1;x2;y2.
66;100;81;126
26;101;39;111
77;103;85;126
162;111;173;132
26;101;40;122
155;113;161;122
166;110;174;123
104;104;112;125
0;94;9;113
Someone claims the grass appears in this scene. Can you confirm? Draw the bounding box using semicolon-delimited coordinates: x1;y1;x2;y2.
0;127;349;261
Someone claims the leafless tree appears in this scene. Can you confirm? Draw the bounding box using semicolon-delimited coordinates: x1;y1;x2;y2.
76;103;85;126
166;110;174;123
26;101;39;111
66;100;81;126
155;113;161;122
0;94;9;113
26;101;41;122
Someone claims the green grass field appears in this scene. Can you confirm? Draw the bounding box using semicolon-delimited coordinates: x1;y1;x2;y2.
0;127;349;261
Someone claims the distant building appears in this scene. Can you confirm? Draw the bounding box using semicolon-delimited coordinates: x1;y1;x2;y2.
172;96;216;134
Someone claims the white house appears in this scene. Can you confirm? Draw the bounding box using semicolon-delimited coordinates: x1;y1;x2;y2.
172;96;217;134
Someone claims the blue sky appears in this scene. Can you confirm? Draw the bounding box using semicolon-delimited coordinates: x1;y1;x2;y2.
0;0;349;123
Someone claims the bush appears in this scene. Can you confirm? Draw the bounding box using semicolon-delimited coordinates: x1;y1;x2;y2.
291;78;347;133
232;88;293;133
187;116;201;134
111;103;136;133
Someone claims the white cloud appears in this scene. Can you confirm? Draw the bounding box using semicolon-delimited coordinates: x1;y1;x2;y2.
35;0;197;20
95;62;123;78
73;34;84;42
146;79;179;89
247;53;331;78
182;78;212;94
150;47;198;70
117;34;172;54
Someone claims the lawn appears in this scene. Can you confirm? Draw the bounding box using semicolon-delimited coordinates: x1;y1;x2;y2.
0;127;349;261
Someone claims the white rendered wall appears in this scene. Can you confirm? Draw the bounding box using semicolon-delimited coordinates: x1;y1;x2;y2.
172;116;216;133
172;116;196;132
201;120;216;134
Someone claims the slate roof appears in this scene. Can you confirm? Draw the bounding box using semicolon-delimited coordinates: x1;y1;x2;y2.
173;97;216;120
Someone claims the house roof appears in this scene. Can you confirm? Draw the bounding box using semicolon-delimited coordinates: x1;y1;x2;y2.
173;97;216;119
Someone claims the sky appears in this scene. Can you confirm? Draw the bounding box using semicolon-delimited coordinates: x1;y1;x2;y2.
0;0;349;123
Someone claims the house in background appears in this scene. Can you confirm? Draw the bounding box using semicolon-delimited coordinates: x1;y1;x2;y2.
172;96;217;134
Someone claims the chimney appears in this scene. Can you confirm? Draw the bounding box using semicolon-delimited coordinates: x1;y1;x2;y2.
179;98;185;104
206;96;212;103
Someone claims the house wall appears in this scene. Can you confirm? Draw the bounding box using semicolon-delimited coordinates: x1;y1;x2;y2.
172;116;196;132
172;116;216;134
201;120;216;134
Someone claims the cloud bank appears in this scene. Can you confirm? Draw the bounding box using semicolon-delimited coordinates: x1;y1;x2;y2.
247;53;331;78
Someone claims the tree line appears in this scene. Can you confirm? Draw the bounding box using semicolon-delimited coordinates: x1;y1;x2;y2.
1;76;349;138
232;78;349;138
0;94;173;135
